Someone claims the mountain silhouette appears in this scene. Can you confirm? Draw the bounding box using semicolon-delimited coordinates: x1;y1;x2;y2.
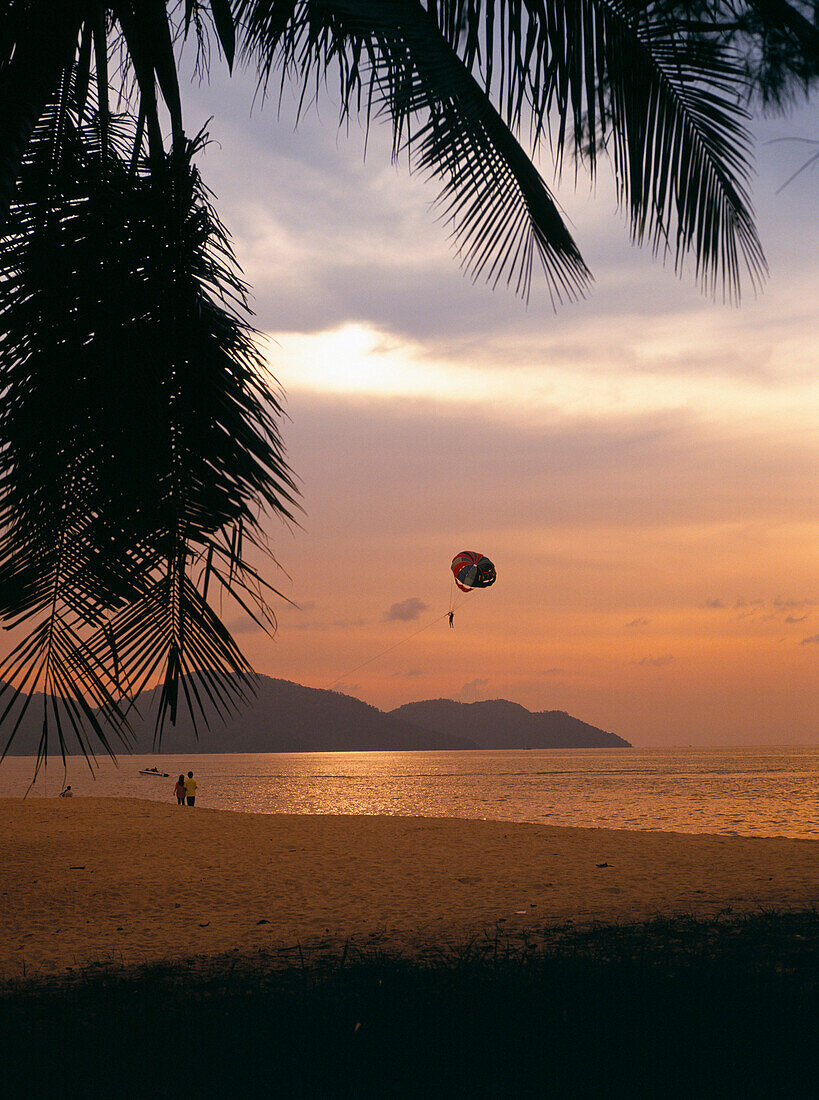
391;698;630;748
0;677;472;755
0;677;629;754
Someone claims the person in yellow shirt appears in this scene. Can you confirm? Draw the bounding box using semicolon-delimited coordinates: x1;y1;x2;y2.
184;771;198;806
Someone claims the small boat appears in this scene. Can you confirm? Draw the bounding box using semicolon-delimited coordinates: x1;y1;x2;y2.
139;767;170;777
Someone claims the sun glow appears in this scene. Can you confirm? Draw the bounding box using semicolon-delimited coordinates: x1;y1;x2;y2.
262;324;447;401
263;320;819;427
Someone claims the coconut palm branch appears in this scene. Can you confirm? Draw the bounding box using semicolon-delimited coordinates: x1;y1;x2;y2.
237;0;772;298
0;99;297;762
3;1;787;299
239;0;591;299
652;0;819;107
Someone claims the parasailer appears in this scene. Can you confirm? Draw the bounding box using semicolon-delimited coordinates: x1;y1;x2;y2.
451;550;496;593
327;551;497;685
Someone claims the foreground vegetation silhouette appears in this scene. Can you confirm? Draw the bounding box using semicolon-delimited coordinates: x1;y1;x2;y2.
1;909;815;1096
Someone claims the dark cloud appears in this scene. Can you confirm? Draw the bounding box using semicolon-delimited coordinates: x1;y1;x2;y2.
179;57;819;364
798;634;819;646
626;617;650;627
393;668;425;678
383;598;428;622
735;599;768;619
632;656;675;667
705;599;816;623
542;668;566;676
705;597;817;621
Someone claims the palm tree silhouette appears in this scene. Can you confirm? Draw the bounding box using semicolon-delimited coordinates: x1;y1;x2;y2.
0;2;815;763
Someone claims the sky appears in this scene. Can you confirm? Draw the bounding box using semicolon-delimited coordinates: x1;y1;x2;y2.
176;55;817;747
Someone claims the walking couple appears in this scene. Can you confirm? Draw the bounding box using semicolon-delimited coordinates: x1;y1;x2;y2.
174;771;198;806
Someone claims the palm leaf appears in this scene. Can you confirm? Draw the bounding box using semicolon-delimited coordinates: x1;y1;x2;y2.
439;0;768;296
238;0;766;298
0;1;85;227
238;0;591;300
0;103;298;759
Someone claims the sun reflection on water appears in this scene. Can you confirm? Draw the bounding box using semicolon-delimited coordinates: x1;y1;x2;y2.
2;747;816;840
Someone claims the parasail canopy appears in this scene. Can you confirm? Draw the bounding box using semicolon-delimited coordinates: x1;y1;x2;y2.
451;550;496;593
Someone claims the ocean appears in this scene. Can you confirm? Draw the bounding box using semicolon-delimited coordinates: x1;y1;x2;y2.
1;746;816;840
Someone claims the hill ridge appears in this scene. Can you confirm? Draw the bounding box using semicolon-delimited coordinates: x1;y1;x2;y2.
391;697;630;749
0;676;629;754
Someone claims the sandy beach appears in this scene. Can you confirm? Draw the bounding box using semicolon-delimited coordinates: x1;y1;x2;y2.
1;797;816;982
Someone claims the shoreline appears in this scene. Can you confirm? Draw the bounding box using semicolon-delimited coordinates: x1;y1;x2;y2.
2;797;816;984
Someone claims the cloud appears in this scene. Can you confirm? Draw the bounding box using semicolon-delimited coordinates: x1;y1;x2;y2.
705;597;816;622
774;597;815;611
333;682;362;695
383;597;428;622
736;598;765;610
180;53;819;421
735;598;768;620
632;656;675;667
224;617;262;636
393;668;425;678
707;598;816;620
460;678;489;701
542;668;566;676
798;634;819;646
625;617;650;627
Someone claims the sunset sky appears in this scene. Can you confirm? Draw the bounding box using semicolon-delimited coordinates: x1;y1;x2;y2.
180;62;817;747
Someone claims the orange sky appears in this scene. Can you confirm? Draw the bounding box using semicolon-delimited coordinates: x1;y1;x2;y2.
6;67;816;749
181;73;817;746
233;387;817;745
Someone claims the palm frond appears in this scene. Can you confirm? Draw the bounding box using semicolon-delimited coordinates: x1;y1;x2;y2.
0;1;85;226
597;1;767;296
0;104;298;759
238;0;591;301
435;0;767;297
653;0;819;107
236;0;766;298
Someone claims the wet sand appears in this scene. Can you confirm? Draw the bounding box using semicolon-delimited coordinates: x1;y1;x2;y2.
1;797;816;982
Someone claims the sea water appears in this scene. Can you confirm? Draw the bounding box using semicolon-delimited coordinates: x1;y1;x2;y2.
1;747;817;840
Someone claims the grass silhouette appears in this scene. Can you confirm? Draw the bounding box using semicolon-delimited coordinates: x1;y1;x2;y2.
1;909;815;1097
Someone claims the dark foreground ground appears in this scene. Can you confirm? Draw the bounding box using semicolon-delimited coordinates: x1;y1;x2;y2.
2;909;816;1098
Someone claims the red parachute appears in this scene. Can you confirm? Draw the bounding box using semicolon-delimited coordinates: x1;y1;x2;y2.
451;551;496;593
